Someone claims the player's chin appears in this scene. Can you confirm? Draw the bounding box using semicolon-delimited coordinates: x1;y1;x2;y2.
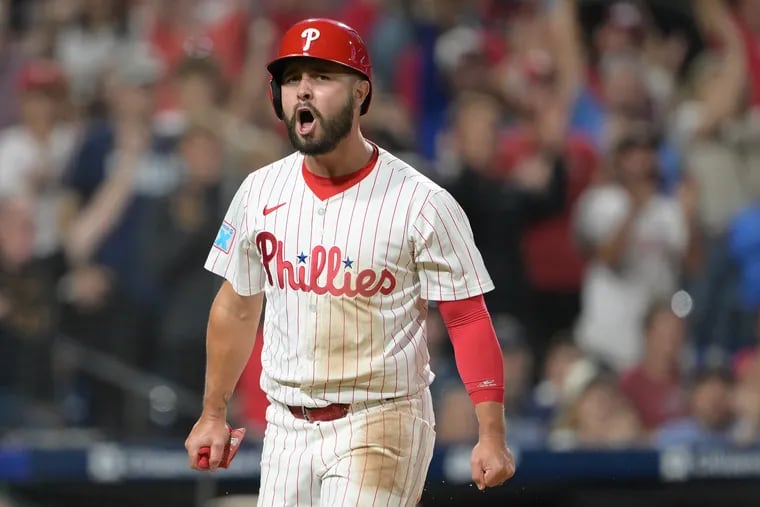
296;130;318;142
298;131;325;148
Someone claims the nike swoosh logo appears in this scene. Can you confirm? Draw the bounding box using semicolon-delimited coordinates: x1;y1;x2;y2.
263;202;287;216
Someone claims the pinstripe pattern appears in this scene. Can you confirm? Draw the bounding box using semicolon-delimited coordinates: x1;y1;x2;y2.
205;148;493;408
206;147;490;504
257;389;436;507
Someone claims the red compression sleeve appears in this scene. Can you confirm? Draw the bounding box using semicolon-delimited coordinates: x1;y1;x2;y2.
437;295;504;404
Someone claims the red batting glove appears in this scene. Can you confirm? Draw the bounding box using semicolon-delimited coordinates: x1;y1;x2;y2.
198;425;246;470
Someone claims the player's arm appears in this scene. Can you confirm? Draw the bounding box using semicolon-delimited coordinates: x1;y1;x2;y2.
437;296;504;420
412;190;506;412
186;281;263;470
437;296;514;489
412;189;514;487
203;280;264;417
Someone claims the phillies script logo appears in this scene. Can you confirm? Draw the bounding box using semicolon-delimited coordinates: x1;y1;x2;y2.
256;232;396;297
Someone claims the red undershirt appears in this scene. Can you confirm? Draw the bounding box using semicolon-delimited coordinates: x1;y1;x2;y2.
438;296;505;404
301;144;379;200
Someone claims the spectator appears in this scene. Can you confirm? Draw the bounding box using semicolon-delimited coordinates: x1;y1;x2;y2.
0;3;30;129
731;345;760;447
54;0;133;111
0;59;77;264
140;124;226;433
350;0;411;93
557;0;653;151
675;0;758;355
443;90;567;323
554;0;682;186
573;128;695;371
158;55;227;137
0;194;62;429
57;45;181;435
360;91;420;171
619;300;689;434
496;47;598;369
728;205;760;339
159;54;287;196
549;359;644;449
654;368;736;449
141;0;249;113
526;334;584;424
60;44;179;296
733;0;760;110
390;0;479;160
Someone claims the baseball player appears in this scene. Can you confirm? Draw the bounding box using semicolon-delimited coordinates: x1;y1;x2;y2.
185;18;515;506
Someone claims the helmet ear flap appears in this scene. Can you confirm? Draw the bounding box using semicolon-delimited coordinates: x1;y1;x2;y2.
360;86;372;115
269;79;284;120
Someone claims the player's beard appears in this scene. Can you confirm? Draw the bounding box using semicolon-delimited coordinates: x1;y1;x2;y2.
285;93;354;156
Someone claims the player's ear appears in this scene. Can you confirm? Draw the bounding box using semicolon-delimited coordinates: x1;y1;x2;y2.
353;79;370;108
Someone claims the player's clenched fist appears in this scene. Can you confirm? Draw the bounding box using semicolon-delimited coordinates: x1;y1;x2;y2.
185;414;230;471
470;436;516;490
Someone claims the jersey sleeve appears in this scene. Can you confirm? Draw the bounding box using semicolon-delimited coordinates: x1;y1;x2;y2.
204;174;266;296
411;189;494;301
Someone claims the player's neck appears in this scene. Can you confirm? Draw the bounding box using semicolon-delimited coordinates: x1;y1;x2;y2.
304;131;374;179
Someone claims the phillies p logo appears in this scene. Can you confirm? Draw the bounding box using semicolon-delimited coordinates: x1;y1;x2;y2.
301;28;321;51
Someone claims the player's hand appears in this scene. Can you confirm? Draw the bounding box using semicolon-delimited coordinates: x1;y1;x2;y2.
185;413;230;471
470;435;516;490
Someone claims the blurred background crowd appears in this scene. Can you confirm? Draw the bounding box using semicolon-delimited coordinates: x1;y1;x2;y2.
1;0;760;457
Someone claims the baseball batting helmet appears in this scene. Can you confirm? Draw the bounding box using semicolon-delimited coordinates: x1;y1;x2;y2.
267;18;373;120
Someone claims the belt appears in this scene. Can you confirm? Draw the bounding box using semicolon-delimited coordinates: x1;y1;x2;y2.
288;403;351;423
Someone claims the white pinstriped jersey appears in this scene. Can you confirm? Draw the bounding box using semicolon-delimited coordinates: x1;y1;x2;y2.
205;146;494;408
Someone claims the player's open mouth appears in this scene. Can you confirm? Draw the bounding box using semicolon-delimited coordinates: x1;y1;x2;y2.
297;107;317;136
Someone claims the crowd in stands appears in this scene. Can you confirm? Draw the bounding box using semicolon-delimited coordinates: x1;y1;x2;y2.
1;0;759;452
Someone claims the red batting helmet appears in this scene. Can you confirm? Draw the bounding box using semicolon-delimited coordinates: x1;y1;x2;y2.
267;18;373;120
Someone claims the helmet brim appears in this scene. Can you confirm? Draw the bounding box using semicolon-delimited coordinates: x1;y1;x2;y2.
266;55;371;84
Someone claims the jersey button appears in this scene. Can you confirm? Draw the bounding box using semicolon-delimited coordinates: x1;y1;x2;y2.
317;207;326;216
